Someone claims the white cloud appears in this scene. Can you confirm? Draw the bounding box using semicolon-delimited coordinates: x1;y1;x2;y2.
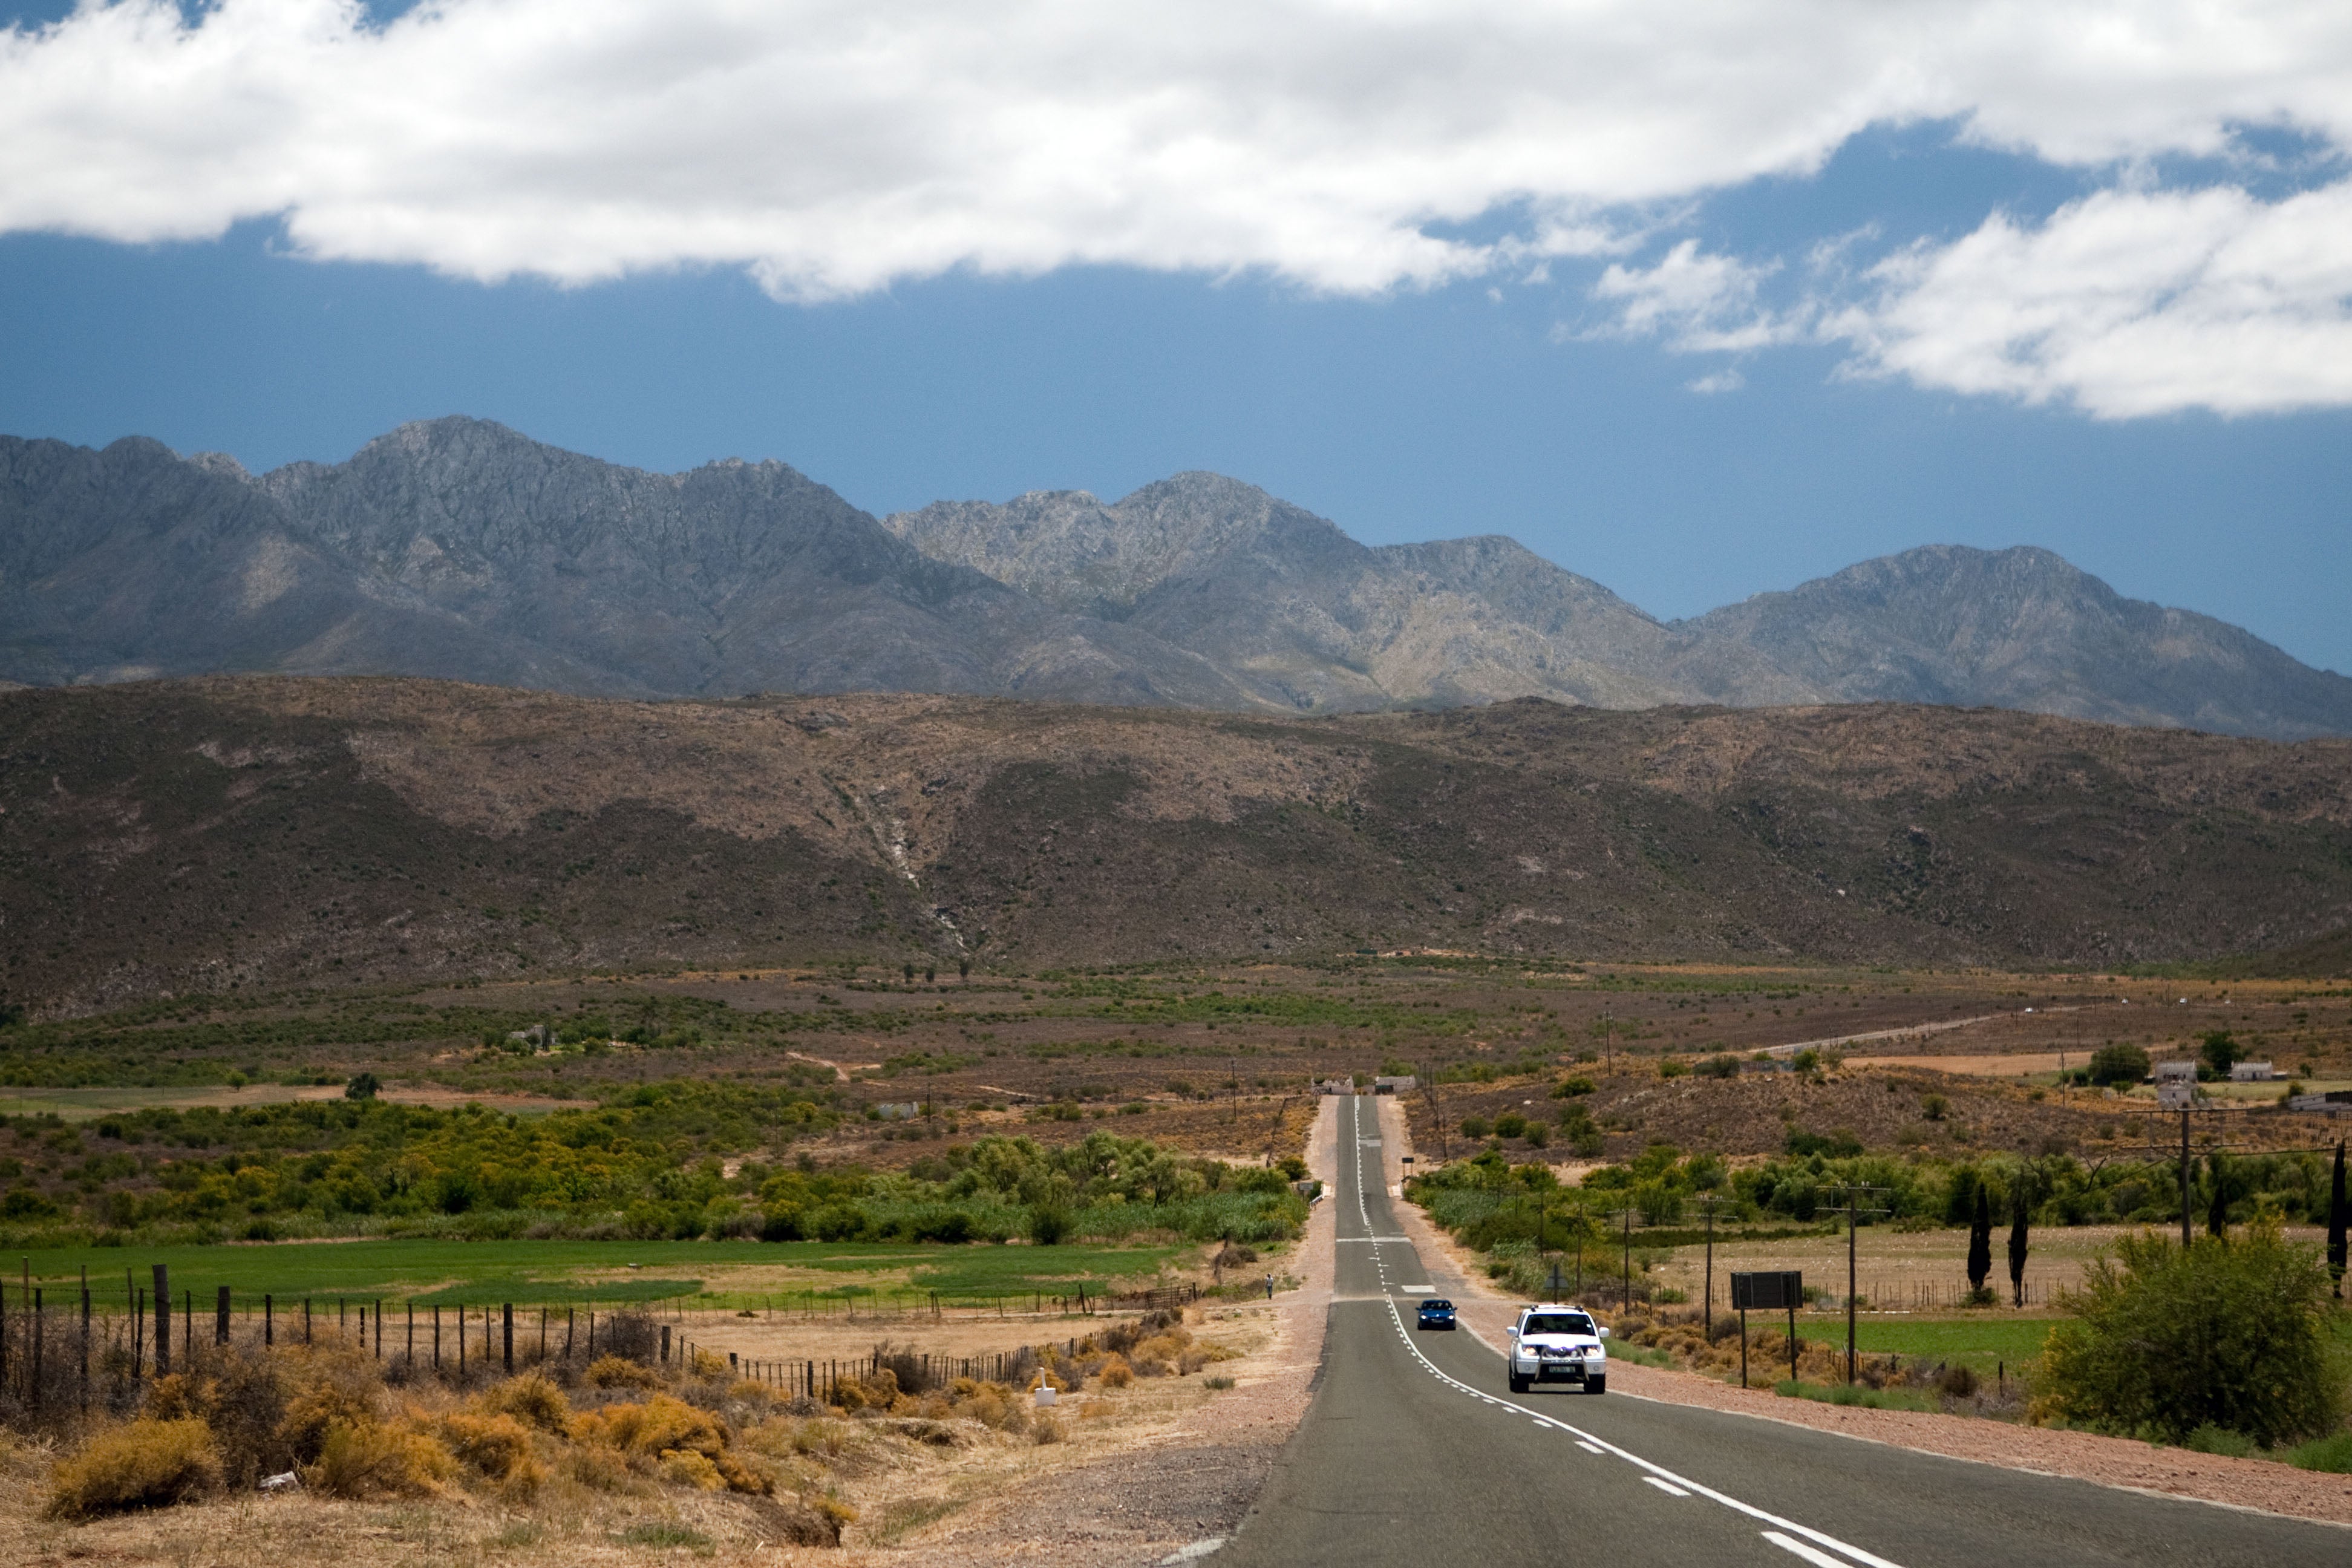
1591;240;1798;351
2;2;2351;412
1825;181;2352;417
1687;368;1745;394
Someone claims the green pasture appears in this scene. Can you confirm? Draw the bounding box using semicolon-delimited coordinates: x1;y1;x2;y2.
1792;1315;2058;1373
7;1236;1187;1310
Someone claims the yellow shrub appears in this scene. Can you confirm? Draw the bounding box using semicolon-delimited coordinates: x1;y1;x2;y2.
475;1374;571;1432
1096;1356;1134;1389
661;1449;725;1491
584;1354;661;1390
832;1368;899;1412
688;1348;730;1379
47;1419;221;1519
1135;1331;1192;1364
436;1411;537;1483
565;1445;633;1492
274;1341;388;1464
573;1393;722;1456
306;1421;456;1500
140;1373;199;1422
1031;1413;1065;1445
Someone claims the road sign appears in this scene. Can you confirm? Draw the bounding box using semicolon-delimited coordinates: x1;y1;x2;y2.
1730;1270;1802;1311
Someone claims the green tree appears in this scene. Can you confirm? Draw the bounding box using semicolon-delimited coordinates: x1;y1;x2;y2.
2086;1043;2150;1086
1967;1184;1994;1297
2207;1152;2231;1238
343;1072;381;1101
2199;1030;2240;1079
2008;1189;2030;1307
2042;1226;2345;1448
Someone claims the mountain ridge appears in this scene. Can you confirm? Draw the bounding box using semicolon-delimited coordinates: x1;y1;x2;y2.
1;416;2345;740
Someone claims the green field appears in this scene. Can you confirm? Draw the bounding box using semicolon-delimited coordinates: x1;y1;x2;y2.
10;1236;1189;1310
1792;1316;2059;1373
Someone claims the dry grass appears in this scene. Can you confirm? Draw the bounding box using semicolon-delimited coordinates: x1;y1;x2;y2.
4;1301;1279;1567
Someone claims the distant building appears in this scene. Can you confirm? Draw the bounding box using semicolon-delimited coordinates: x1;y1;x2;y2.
2230;1061;2275;1082
2154;1061;2197;1083
2288;1090;2352;1114
1318;1078;1355;1096
872;1102;922;1120
2157;1080;2196;1109
1373;1075;1416;1094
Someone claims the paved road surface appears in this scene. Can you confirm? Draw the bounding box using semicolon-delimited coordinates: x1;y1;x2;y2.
1213;1095;2347;1568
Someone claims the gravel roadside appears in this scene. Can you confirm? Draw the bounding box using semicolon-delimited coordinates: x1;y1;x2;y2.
1374;1097;2352;1532
877;1099;1342;1567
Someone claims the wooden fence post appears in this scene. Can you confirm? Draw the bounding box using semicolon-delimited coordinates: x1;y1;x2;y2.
152;1264;171;1376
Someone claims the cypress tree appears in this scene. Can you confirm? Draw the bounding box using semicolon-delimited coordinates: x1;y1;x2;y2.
2207;1151;2229;1239
1967;1184;1993;1297
2008;1189;2030;1308
2329;1141;2347;1301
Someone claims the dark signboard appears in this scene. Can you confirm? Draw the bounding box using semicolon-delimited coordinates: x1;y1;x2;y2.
1730;1270;1802;1312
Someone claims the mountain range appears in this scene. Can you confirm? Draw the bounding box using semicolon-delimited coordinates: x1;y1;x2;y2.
3;416;2347;740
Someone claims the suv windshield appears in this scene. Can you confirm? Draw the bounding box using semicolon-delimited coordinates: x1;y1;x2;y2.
1522;1313;1595;1337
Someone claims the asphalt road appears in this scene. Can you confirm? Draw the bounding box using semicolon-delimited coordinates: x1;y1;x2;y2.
1212;1094;2348;1568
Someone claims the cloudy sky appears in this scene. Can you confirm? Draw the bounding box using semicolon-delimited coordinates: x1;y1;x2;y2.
3;1;2348;669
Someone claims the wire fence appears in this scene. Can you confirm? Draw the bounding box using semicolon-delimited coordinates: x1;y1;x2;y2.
0;1266;1200;1427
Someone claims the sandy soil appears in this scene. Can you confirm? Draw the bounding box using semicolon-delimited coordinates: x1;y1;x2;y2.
1379;1098;2352;1531
878;1097;1340;1566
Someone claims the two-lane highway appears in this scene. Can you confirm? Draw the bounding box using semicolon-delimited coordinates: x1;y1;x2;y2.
1213;1094;2347;1568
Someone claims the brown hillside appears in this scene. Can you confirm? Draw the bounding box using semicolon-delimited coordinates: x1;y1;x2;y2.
2;679;2350;1011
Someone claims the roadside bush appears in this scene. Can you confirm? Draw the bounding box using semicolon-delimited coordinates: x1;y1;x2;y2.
585;1353;662;1390
1695;1056;1741;1080
1494;1113;1527;1139
1460;1116;1492;1138
434;1410;545;1498
1097;1354;1135;1388
2041;1225;2346;1448
1553;1077;1596;1097
275;1342;388;1464
477;1372;572;1432
47;1419;221;1518
596;1308;661;1364
572;1392;771;1493
2183;1423;2259;1459
2287;1429;2352;1474
308;1420;457;1499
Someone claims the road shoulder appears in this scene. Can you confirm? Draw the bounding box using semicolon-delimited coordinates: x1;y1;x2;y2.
1375;1100;2352;1532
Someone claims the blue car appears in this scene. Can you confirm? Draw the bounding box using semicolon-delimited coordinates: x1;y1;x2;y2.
1417;1298;1457;1330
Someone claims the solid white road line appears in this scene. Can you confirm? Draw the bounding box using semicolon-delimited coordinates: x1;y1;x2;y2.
1643;1477;1691;1498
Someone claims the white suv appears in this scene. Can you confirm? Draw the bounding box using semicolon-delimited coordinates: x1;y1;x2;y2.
1507;1303;1610;1395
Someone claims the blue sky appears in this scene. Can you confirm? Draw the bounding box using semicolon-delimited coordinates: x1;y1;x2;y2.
2;2;2348;670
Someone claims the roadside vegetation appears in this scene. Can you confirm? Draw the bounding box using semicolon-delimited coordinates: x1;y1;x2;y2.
0;1090;1305;1256
9;1297;1247;1553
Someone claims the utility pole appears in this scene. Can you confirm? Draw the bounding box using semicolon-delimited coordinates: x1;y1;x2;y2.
1604;1006;1615;1075
1619;1207;1636;1313
1697;1194;1723;1341
2180;1103;2192;1249
1827;1184;1892;1385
